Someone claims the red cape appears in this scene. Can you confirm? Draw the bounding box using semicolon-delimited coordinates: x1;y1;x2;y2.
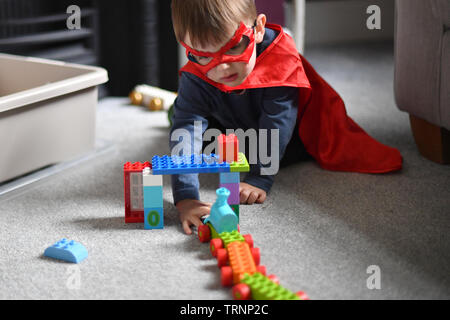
180;24;403;173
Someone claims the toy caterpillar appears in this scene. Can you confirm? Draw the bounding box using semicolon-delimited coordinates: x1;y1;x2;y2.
198;188;309;300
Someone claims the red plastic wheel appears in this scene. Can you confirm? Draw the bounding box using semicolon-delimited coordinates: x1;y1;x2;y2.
267;274;280;284
243;234;253;248
210;238;223;257
217;248;228;267
198;224;211;243
251;247;260;265
232;283;251;300
256;265;266;275
221;266;233;286
296;291;309;300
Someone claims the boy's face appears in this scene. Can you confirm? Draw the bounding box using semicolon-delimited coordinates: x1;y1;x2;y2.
183;16;266;87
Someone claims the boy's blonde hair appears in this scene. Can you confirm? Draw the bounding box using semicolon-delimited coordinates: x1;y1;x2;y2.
171;0;258;48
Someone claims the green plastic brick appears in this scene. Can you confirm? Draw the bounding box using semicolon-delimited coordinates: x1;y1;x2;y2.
240;272;300;300
209;223;220;239
230;153;250;172
219;230;245;248
230;204;239;220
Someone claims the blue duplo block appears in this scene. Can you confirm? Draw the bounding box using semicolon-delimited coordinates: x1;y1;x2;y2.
219;172;240;184
151;154;230;175
44;239;88;263
143;186;163;208
144;207;164;229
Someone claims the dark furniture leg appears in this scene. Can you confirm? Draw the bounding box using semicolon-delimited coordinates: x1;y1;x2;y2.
410;115;450;164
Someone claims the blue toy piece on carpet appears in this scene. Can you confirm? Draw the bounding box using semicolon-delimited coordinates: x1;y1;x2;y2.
44;238;88;263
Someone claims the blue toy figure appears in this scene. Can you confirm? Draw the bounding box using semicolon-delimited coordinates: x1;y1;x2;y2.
204;188;238;234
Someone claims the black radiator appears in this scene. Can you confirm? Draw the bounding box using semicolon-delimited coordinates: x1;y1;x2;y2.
0;0;99;65
0;0;179;96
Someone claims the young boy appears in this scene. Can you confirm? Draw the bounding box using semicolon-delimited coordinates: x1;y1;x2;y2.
170;0;402;235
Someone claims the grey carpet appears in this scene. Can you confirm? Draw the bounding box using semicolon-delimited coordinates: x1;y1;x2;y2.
1;43;449;300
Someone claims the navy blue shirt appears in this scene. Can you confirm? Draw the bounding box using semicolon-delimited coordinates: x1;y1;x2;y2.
170;27;299;204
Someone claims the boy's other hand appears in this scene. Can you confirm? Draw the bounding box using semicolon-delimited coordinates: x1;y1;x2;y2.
239;182;267;205
176;199;212;235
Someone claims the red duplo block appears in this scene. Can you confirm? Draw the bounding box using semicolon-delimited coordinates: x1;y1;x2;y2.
218;134;239;163
123;162;151;223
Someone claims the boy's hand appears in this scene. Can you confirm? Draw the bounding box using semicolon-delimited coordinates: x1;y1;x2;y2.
176;199;212;235
240;182;267;205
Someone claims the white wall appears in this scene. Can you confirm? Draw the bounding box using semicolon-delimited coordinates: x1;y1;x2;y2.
179;0;395;69
303;0;395;46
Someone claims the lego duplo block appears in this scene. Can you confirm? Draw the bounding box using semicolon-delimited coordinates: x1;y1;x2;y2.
142;167;163;187
151;154;230;175
220;183;240;205
143;186;163;208
44;238;88;263
230;153;250;172
240;272;300;300
219;230;245;248
230;205;239;219
144;207;164;229
218;134;239;163
228;241;257;285
209;223;221;240
124;162;150;223
204;188;238;234
220;172;240;184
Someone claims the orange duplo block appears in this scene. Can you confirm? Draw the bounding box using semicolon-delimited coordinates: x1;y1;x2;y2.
218;134;239;163
227;241;257;284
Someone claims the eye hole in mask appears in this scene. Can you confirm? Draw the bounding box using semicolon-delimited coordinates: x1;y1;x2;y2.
187;35;252;66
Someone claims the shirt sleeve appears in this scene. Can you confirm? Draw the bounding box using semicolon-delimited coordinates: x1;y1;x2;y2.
243;86;299;193
169;73;211;205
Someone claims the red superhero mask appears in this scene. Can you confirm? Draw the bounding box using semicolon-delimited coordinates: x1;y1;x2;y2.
180;22;255;75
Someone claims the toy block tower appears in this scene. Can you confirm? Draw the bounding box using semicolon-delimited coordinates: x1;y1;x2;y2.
218;134;240;219
142;167;164;229
124;162;150;223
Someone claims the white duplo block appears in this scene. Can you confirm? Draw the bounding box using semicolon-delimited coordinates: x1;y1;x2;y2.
142;167;163;187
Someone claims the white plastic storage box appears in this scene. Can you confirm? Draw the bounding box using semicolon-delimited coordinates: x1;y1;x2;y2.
0;53;108;183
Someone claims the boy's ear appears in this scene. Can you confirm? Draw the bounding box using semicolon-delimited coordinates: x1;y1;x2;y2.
255;14;266;44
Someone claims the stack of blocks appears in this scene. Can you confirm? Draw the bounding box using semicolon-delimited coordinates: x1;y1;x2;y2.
123;134;248;229
218;134;240;220
142;167;164;229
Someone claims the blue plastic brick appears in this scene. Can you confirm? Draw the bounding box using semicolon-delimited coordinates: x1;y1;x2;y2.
44;239;88;263
144;207;164;229
219;172;240;184
204;188;238;234
143;186;163;208
151;154;230;175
